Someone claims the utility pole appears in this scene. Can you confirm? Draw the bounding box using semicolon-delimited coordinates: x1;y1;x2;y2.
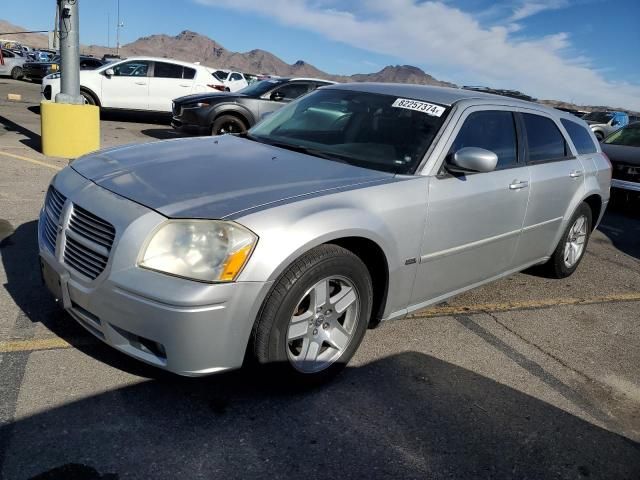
116;0;123;56
55;0;82;104
107;11;110;49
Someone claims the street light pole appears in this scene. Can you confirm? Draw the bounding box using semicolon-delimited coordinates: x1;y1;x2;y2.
55;0;82;104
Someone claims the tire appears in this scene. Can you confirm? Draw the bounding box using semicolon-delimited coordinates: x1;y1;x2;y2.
594;131;604;142
542;203;592;278
211;114;247;136
80;90;96;105
11;67;23;80
251;244;373;384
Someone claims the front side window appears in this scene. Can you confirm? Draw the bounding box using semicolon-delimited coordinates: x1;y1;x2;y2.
603;124;640;147
112;61;150;77
582;111;614;124
1;49;15;58
522;113;568;162
230;73;243;82
449;110;518;169
271;83;311;102
249;89;449;174
561;119;597;154
154;62;183;79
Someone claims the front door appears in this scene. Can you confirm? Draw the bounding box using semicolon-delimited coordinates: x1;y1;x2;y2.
100;60;151;110
410;108;530;308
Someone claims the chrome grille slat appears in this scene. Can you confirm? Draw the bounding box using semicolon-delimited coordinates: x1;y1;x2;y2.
42;187;67;254
70;213;115;239
68;220;114;248
64;254;101;279
73;205;116;232
65;241;108;271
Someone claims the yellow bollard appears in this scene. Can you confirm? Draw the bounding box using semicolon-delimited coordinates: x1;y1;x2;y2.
41;100;100;158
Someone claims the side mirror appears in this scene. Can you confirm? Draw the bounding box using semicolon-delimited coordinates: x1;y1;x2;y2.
449;147;498;173
270;91;284;102
104;68;115;77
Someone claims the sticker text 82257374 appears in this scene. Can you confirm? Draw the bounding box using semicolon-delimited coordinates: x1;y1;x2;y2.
392;98;446;117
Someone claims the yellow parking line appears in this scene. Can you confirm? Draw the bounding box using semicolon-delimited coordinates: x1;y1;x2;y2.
2;292;639;354
408;292;640;319
0;151;62;171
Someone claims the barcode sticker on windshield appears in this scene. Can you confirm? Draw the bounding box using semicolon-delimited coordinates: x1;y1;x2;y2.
392;98;445;117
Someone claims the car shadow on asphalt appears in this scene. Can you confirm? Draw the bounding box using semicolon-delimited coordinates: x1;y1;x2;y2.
2;221;640;479
0;114;41;153
139;127;191;140
597;203;640;261
1;352;639;479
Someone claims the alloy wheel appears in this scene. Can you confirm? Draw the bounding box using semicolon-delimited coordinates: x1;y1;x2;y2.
563;214;588;268
286;276;360;373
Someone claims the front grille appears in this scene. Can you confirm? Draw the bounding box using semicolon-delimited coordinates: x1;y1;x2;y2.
612;162;640;183
42;186;66;253
43;85;51;100
63;205;115;280
41;185;116;281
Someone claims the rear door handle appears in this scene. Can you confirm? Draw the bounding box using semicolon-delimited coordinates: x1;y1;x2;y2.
135;81;147;85
509;180;529;190
569;170;584;178
179;84;191;87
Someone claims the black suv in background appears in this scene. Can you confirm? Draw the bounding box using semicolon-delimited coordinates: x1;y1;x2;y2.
171;77;335;135
23;55;105;82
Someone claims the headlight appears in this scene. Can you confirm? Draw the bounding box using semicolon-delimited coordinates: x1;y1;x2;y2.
46;72;61;80
139;220;258;283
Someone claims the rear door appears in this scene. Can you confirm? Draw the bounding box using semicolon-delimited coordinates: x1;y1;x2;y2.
148;61;195;112
411;108;530;306
100;60;151;110
514;111;586;265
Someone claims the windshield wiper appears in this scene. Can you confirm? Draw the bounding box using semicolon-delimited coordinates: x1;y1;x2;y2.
265;141;354;164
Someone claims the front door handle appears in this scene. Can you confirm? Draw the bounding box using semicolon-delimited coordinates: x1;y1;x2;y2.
179;84;191;87
569;170;584;178
134;81;147;85
509;180;529;190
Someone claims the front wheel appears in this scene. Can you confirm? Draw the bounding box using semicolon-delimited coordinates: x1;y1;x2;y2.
211;115;247;136
542;203;592;278
252;244;373;383
594;131;604;142
80;90;96;105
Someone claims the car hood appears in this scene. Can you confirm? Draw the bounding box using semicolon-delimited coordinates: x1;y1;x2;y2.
602;143;640;166
174;92;245;105
71;135;393;219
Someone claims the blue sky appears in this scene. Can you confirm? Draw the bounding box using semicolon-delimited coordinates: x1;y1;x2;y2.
3;0;639;108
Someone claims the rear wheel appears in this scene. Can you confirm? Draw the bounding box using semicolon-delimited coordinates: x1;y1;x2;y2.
594;131;604;142
542;203;592;278
252;244;373;384
11;67;23;80
211;114;247;136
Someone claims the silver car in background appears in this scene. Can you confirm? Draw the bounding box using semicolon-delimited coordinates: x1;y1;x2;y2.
39;83;611;382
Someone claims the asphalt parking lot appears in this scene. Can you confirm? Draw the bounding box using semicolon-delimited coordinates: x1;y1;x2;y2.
0;78;639;479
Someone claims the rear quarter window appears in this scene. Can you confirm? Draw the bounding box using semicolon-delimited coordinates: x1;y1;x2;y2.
522;113;569;162
560;119;597;154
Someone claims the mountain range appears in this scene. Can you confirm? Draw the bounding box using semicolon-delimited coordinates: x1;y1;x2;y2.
1;20;635;113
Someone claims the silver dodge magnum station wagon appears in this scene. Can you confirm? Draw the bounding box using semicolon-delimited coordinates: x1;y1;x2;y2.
39;83;611;382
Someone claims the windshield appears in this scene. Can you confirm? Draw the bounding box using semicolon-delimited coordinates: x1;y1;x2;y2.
237;79;286;97
603;123;640;147
583;111;614;123
249;89;449;174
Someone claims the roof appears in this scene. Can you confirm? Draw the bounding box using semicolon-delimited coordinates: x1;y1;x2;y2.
290;77;337;84
121;56;209;69
328;82;540;108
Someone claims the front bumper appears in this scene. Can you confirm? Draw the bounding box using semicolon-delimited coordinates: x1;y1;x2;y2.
38;168;271;376
611;178;640;193
171;116;210;135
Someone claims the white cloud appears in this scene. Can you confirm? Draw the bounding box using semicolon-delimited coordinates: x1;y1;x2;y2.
509;0;569;21
196;0;640;109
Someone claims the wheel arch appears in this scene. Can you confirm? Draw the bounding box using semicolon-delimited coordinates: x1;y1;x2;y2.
210;105;253;129
80;86;100;106
583;193;603;231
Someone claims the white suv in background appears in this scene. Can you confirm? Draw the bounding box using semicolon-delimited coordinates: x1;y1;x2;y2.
41;57;218;112
208;69;249;92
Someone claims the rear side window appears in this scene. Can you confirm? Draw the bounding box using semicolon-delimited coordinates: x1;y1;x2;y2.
154;62;183;79
183;67;195;80
522;113;568;162
230;73;243;81
561;119;597;154
450;110;518;169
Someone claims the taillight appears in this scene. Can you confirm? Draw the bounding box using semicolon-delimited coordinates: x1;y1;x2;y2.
207;84;226;92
